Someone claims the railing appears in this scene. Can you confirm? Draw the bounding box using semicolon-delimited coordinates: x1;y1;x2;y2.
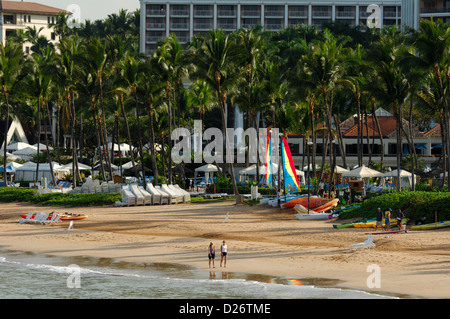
289;10;307;18
171;10;189;16
147;9;166;16
194;9;213;17
312;10;331;17
241;10;260;17
217;23;237;30
218;10;236;17
336;11;355;18
147;23;165;29
421;7;450;13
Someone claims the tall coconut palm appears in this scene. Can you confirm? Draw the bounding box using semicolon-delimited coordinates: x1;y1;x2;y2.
153;34;189;184
191;29;240;201
368;28;410;191
77;37;113;179
1;40;25;186
413;18;450;189
118;55;148;187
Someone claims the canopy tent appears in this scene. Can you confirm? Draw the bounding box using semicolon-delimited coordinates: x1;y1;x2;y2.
383;169;414;189
14;162;70;182
334;165;350;174
1;142;33;153
97;143;132;156
121;161;135;170
194;164;221;184
303;164;320;171
341;165;383;179
93;162;119;170
33;143;53;151
0;162;23;173
11;145;42;160
61;162;93;171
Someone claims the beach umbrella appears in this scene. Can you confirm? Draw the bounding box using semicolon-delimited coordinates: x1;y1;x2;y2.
195;164;221;173
341;165;383;178
32;143;53;151
61;162;92;171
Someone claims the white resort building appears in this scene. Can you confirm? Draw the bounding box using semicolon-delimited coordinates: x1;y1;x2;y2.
139;0;450;54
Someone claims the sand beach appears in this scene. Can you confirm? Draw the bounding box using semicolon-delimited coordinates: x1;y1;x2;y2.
0;200;449;299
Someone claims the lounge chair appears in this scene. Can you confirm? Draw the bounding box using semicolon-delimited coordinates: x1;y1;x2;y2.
163;184;183;203
31;212;49;224
19;213;34;224
173;184;191;203
121;188;136;206
130;185;145;205
346;234;376;250
65;220;74;231
146;183;162;204
138;186;153;205
44;213;62;226
157;185;177;204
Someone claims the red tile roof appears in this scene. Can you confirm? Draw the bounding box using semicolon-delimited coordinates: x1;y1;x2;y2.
0;1;66;15
343;116;397;138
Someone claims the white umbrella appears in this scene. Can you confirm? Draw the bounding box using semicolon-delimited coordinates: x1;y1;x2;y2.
383;169;412;178
341;165;383;178
4;142;33;152
61;162;92;170
12;145;40;157
195;164;221;173
33;143;53;151
334;165;350;174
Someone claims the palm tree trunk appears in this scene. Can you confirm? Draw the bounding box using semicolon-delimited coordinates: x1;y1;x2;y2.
119;94;138;178
134;92;147;189
2;86;10;187
44;102;56;187
166;83;173;184
148;101;158;186
98;74;113;180
371;100;384;168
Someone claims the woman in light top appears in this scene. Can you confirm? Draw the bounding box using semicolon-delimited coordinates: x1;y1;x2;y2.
220;240;227;268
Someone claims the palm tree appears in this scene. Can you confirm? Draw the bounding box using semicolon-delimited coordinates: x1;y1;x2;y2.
368;28;410;191
187;80;217;130
413;18;450;189
192;29;240;201
51;35;83;185
118;55;148;187
153;34;189;184
77;37;113;179
1;40;25;186
28;47;57;186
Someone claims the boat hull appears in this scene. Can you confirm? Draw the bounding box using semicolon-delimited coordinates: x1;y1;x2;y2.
411;221;450;230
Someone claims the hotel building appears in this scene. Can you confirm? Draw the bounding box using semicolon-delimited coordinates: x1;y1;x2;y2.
0;0;67;54
139;0;450;54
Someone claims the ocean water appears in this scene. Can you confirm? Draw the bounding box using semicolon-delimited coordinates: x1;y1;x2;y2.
0;248;401;300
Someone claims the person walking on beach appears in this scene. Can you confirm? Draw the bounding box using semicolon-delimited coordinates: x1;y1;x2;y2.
220;240;228;268
384;208;392;231
376;208;384;230
396;209;405;230
208;242;215;268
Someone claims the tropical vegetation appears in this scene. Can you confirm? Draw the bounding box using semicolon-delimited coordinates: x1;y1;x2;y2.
0;9;449;201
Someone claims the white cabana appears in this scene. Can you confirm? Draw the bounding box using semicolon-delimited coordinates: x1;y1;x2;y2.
14;162;70;182
11;145;41;160
61;162;93;171
194;164;221;184
334;165;350;174
383;169;414;189
33;143;53;151
341;165;383;179
2;142;33;153
239;164;305;183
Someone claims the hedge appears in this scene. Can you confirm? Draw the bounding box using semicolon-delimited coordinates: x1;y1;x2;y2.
0;187;120;207
339;191;450;223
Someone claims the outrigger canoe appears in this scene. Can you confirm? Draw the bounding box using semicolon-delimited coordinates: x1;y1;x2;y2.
411;220;450;230
282;196;324;209
333;218;376;229
294;199;340;214
20;213;88;221
353;218;408;229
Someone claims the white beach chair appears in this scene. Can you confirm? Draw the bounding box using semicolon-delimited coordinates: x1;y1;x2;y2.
44;213;62;226
157;186;176;204
130;185;145;206
121;189;136;206
65;220;74;231
31;212;49;224
163;184;183;204
146;183;162;205
346;234;376;250
138;186;153;205
173;184;191;203
19;212;34;224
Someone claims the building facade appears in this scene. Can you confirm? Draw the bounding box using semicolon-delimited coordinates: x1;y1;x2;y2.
0;0;66;53
140;0;450;55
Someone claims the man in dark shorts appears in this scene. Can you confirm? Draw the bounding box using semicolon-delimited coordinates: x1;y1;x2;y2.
208;242;215;268
376;208;384;230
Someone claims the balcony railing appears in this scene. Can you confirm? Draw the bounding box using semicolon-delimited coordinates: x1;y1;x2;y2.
421;7;450;14
218;9;236;17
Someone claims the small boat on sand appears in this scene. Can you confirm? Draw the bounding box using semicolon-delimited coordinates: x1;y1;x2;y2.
20;212;88;221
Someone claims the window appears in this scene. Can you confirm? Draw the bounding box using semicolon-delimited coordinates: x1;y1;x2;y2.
51;32;56;41
28;16;31;23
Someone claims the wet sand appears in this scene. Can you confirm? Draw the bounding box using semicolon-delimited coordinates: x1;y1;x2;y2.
0;201;449;298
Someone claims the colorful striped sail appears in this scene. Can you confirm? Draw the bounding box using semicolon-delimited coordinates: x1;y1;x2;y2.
281;137;301;193
265;135;273;188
